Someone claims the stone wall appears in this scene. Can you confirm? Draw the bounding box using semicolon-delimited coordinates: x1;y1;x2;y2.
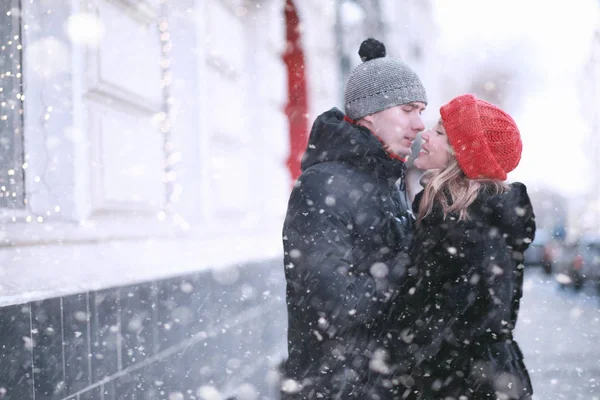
0;260;287;400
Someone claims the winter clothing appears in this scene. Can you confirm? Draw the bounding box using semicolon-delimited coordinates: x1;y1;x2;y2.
281;108;415;399
440;94;522;181
387;182;535;399
344;38;427;120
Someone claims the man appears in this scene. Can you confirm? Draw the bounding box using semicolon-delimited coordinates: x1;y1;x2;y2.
281;38;427;399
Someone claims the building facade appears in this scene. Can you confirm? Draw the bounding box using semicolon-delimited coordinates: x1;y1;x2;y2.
0;0;439;398
579;24;600;236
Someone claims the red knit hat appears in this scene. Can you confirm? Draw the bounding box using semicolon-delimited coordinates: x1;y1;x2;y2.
440;94;522;181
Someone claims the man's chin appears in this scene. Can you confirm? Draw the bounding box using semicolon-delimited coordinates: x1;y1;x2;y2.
393;150;411;159
392;147;412;157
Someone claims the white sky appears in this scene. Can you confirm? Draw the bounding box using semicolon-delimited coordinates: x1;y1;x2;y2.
433;0;600;197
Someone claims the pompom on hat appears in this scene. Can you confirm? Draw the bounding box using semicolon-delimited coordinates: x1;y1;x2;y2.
344;38;427;120
440;94;522;181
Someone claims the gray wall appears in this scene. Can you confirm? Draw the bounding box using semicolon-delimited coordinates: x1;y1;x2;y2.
0;259;287;400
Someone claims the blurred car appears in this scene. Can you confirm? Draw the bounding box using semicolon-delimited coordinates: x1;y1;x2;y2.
567;234;600;292
550;241;578;281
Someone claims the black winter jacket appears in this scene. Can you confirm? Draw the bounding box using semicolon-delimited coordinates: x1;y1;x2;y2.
281;108;414;399
388;183;535;399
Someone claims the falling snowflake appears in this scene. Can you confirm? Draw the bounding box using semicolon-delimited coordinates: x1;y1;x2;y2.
370;262;389;278
196;385;222;400
281;379;302;394
65;13;105;46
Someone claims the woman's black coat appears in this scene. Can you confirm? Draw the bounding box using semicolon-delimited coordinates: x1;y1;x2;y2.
388;182;536;399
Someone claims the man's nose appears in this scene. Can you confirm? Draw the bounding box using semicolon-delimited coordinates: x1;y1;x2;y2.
412;115;425;132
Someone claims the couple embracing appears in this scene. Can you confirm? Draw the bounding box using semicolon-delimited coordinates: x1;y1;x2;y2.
281;38;535;400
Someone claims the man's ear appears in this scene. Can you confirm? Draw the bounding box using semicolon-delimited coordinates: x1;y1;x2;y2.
362;114;374;124
357;114;374;130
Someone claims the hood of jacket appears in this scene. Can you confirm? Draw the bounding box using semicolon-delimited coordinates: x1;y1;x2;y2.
300;108;405;180
474;182;536;254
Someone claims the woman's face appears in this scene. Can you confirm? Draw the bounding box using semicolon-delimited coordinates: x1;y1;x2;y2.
413;119;452;170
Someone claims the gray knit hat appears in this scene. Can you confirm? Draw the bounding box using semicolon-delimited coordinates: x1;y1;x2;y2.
344;38;427;120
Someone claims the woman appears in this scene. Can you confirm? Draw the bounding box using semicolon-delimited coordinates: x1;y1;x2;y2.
388;94;535;399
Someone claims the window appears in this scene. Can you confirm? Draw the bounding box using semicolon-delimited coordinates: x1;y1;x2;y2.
0;0;25;209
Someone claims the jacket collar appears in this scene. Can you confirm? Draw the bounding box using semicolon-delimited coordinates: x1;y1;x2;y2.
301;108;405;180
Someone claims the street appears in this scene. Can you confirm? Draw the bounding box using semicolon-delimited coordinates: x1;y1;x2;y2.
515;268;600;399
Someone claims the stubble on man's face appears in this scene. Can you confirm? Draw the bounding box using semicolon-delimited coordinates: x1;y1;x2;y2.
371;104;425;157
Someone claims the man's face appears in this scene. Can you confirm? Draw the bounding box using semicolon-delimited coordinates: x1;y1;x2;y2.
365;102;426;157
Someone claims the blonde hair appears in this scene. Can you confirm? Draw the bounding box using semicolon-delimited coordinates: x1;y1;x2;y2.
417;158;509;224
